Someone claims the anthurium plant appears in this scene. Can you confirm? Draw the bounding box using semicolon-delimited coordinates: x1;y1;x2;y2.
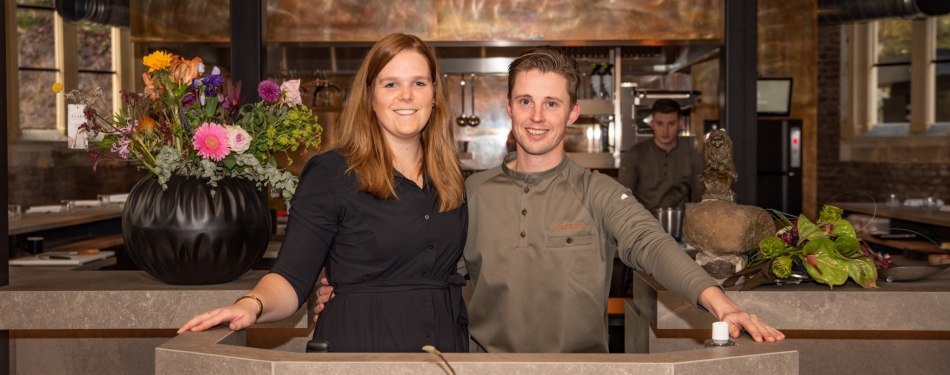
729;205;887;290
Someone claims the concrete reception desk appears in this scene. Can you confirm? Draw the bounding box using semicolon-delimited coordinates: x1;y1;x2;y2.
159;327;797;375
0;266;799;375
0;268;311;375
627;271;950;375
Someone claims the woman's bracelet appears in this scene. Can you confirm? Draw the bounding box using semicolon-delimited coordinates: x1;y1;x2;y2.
234;295;263;319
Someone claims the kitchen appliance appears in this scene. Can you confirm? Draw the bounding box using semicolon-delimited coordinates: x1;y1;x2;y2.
651;207;684;242
756;119;803;214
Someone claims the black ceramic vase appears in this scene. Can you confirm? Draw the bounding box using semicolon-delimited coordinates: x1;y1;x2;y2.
122;176;271;285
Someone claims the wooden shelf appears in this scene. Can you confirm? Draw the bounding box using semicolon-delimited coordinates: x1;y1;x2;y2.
860;234;941;253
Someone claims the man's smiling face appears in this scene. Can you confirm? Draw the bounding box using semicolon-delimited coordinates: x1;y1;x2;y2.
506;69;580;158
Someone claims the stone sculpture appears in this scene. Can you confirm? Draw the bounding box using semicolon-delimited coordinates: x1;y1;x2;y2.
683;129;774;282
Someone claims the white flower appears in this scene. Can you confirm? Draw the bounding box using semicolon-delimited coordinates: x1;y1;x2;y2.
280;79;302;106
227;126;252;154
212;66;221;75
197;63;205;74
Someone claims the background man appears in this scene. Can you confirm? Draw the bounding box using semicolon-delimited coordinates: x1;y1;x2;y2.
618;99;705;211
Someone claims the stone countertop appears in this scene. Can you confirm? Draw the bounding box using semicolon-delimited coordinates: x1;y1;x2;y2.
836;202;950;228
633;270;950;331
0;268;309;330
157;327;798;375
8;207;124;235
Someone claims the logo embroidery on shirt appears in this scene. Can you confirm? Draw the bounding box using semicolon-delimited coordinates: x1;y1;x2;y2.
554;223;589;231
621;194;628;200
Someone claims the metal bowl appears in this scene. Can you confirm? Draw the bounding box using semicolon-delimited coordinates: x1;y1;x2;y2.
878;264;950;282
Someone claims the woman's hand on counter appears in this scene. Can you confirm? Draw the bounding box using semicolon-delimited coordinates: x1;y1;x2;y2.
697;286;785;343
177;300;260;334
312;277;335;323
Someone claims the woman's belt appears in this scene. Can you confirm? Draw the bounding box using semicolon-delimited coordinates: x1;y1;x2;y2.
332;274;469;352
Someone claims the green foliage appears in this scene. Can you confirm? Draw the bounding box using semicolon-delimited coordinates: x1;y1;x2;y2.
743;205;879;290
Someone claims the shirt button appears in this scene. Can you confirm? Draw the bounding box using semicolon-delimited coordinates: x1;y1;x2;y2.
523;187;529;193
424;215;430;220
521;209;527;216
422;272;427;277
427;244;433;249
566;237;573;244
424;302;430;307
426;332;431;338
520;231;526;238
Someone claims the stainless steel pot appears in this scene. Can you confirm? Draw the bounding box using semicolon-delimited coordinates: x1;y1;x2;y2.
651;207;683;241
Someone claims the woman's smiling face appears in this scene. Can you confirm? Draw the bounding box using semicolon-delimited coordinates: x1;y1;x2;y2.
372;51;434;143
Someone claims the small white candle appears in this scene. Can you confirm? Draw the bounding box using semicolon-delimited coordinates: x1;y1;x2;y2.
712;321;730;343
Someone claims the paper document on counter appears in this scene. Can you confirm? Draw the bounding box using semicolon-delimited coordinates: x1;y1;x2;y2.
10;251;114;266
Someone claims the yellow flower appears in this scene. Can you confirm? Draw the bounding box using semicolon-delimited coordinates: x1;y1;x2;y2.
143;51;173;73
51;82;63;93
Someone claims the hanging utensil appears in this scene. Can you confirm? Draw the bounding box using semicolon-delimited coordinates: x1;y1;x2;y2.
467;74;481;127
456;76;468;127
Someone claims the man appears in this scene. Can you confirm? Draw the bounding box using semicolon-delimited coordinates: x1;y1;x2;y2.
618;99;705;211
316;46;783;353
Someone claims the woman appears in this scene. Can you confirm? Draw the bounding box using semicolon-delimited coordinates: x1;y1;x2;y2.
178;33;469;353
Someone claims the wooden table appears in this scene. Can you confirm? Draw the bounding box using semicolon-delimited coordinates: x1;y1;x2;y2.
8;206;123;236
835;202;950;228
836;202;949;256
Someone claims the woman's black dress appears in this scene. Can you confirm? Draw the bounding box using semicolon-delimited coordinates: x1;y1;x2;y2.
270;151;468;352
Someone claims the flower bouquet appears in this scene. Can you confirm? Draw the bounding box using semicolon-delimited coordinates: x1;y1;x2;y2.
726;205;887;290
59;50;322;199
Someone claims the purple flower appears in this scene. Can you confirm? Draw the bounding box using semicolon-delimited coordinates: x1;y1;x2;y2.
111;138;131;159
191;78;202;90
201;73;225;96
220;94;231;111
182;93;197;107
779;221;799;246
258;80;281;101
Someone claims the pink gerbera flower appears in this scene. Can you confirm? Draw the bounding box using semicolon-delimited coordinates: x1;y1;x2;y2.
193;122;231;161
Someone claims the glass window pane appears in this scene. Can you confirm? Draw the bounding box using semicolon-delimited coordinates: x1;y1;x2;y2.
877;19;913;63
16;0;53;7
938;15;950;51
18;70;57;130
938;62;950;123
78;72;114;117
935;16;950;123
78;24;112;71
17;8;56;69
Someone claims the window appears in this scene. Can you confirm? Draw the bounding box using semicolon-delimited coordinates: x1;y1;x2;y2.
16;1;58;133
77;23;115;117
10;1;128;141
937;15;950;123
875;19;912;124
843;17;950;163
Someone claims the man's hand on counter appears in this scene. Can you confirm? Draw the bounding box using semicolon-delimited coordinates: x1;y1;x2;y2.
313;277;335;323
698;286;786;343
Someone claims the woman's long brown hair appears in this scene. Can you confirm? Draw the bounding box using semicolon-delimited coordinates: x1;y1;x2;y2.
333;33;464;212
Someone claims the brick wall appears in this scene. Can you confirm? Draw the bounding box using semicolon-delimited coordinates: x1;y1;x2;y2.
7;143;147;207
816;26;950;207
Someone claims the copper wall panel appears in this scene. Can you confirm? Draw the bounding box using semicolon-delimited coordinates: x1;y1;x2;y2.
758;0;818;217
269;0;438;42
131;0;720;43
437;0;720;41
131;0;231;43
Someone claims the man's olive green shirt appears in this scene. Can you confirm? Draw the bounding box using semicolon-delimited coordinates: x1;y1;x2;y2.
462;152;718;353
618;140;706;211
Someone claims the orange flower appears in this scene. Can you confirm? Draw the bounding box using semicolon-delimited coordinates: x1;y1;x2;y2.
136;116;157;133
169;56;203;85
142;72;160;100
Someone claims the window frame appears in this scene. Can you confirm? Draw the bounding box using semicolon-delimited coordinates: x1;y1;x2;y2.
841;17;947;163
6;1;132;143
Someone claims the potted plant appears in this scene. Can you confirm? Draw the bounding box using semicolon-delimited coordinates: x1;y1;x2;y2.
57;51;322;284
